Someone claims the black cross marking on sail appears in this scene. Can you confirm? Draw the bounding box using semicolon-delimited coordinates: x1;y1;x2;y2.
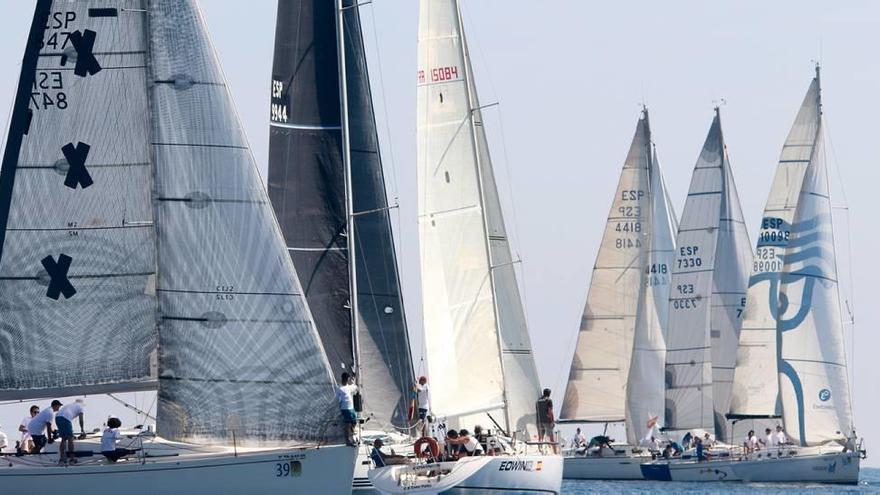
62;142;93;189
61;30;102;77
41;254;76;300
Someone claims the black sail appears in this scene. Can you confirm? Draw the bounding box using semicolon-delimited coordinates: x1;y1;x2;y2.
269;1;414;427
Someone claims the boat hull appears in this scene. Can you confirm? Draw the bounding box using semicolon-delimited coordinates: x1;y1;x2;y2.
562;451;648;480
641;446;861;484
0;443;356;494
369;455;563;494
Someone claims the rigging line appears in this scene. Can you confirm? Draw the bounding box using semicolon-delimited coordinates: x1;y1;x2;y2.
107;393;157;422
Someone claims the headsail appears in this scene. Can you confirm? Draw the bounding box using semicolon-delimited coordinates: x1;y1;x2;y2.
665;109;750;441
268;0;415;429
625;135;678;444
561;115;651;424
417;0;541;433
729;76;821;419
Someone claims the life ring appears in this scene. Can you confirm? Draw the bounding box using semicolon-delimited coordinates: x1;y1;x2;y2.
414;437;440;459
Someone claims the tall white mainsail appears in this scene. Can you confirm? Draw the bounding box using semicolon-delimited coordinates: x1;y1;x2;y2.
561;110;678;445
729;75;821;420
0;0;342;447
664;109;751;442
625;142;678;444
417;0;541;435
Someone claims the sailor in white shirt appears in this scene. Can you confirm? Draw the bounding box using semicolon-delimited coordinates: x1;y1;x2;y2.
101;417;134;462
763;427;776;448
415;376;430;436
27;400;62;453
0;424;8;452
775;425;789;445
18;405;39;452
57;399;86;464
335;372;359;446
571;427;587;449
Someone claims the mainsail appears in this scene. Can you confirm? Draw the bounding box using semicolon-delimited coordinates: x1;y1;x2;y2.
267;0;414;428
562;113;652;424
729;75;821;419
0;0;342;447
417;0;541;434
664;109;751;442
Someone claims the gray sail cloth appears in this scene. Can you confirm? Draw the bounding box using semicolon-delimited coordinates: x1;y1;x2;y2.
664;111;751;442
0;0;343;446
150;0;341;446
268;0;415;428
0;0;158;399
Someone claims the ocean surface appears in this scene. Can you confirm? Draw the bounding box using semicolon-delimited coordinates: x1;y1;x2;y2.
561;467;880;493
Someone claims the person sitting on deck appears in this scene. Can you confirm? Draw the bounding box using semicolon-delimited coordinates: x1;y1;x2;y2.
571;427;587;449
456;429;482;456
702;432;715;448
445;430;465;460
101;417;136;462
27;400;61;454
587;435;614;457
775;425;790;446
370;438;408;467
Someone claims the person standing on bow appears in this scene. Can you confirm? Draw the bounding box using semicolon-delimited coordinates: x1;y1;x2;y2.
335;372;359;446
535;388;558;454
56;399;86;464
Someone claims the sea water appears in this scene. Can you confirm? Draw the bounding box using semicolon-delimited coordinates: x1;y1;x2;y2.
562;467;880;494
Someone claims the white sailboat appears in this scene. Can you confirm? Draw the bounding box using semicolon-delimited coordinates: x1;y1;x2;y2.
657;106;752;444
559;110;678;480
642;68;865;485
369;0;561;492
265;1;417;492
0;2;355;492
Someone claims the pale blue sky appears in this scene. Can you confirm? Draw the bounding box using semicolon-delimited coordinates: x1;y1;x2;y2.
0;1;877;465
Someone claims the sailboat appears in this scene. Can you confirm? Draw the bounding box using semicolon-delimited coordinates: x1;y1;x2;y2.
0;2;355;493
559;109;678;480
265;1;416;491
640;106;753;481
369;0;562;492
642;68;865;485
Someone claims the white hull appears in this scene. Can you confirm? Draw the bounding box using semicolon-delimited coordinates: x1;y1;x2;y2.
369;455;562;494
562;446;650;480
0;440;356;494
641;444;861;484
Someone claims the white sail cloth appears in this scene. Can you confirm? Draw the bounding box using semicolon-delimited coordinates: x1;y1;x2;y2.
417;0;542;434
729;78;820;419
664;111;751;442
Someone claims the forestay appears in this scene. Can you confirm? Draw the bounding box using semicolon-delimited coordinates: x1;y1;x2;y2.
267;0;415;429
0;0;343;446
665;110;750;442
777;118;853;446
561;116;651;423
729;77;820;419
625;137;678;444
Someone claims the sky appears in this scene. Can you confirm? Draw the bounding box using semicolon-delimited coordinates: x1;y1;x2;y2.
0;1;878;466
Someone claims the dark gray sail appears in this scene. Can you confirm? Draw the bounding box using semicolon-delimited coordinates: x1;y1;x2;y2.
268;0;414;428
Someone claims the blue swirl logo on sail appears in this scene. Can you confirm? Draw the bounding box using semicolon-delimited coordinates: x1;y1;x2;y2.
819;389;831;402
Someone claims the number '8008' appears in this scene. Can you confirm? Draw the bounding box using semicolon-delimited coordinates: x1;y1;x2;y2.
275;461;302;478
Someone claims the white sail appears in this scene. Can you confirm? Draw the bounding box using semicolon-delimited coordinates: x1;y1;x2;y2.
625;144;678;444
665;110;750;440
466;38;541;437
777;126;853;446
709;137;752;442
417;0;506;420
561;116;651;423
729;77;820;419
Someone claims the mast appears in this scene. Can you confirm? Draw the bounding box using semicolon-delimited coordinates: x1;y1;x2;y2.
454;0;511;433
336;0;360;381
